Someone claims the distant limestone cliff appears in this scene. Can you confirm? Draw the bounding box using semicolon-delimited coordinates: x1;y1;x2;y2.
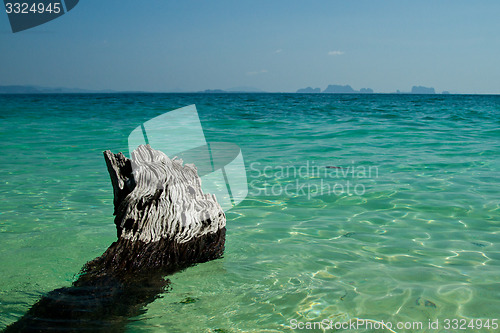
323;84;356;93
295;84;445;94
411;86;435;94
296;84;374;94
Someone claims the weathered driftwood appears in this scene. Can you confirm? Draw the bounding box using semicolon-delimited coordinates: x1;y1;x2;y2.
4;145;226;332
82;145;226;279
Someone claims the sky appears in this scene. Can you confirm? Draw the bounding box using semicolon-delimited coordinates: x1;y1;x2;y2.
1;0;500;93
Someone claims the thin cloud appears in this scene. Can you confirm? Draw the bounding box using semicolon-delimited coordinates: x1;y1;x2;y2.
274;49;283;54
246;69;268;76
328;50;344;56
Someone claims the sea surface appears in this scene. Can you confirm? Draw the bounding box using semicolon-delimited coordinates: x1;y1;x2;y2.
0;93;499;332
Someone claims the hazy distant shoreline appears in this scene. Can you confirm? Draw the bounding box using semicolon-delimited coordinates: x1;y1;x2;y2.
0;84;493;95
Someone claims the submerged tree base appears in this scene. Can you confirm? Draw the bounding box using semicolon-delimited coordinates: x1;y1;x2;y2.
81;226;226;281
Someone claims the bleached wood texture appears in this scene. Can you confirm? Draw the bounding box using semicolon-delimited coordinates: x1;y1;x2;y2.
104;144;226;244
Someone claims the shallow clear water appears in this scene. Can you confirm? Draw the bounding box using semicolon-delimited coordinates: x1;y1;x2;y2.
0;93;499;332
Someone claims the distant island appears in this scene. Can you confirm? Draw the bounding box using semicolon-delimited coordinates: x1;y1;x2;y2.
410;86;435;94
198;86;265;93
295;84;449;94
296;87;321;93
199;89;228;94
296;85;373;94
323;85;374;94
0;85;117;94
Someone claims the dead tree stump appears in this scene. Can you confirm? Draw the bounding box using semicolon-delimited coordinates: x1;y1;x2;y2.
4;145;226;332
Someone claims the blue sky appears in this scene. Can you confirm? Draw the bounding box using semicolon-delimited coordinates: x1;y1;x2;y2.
1;0;500;93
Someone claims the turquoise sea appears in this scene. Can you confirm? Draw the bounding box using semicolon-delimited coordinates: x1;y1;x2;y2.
0;93;499;332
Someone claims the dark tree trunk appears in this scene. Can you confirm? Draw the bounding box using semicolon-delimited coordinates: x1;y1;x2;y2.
4;145;226;332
